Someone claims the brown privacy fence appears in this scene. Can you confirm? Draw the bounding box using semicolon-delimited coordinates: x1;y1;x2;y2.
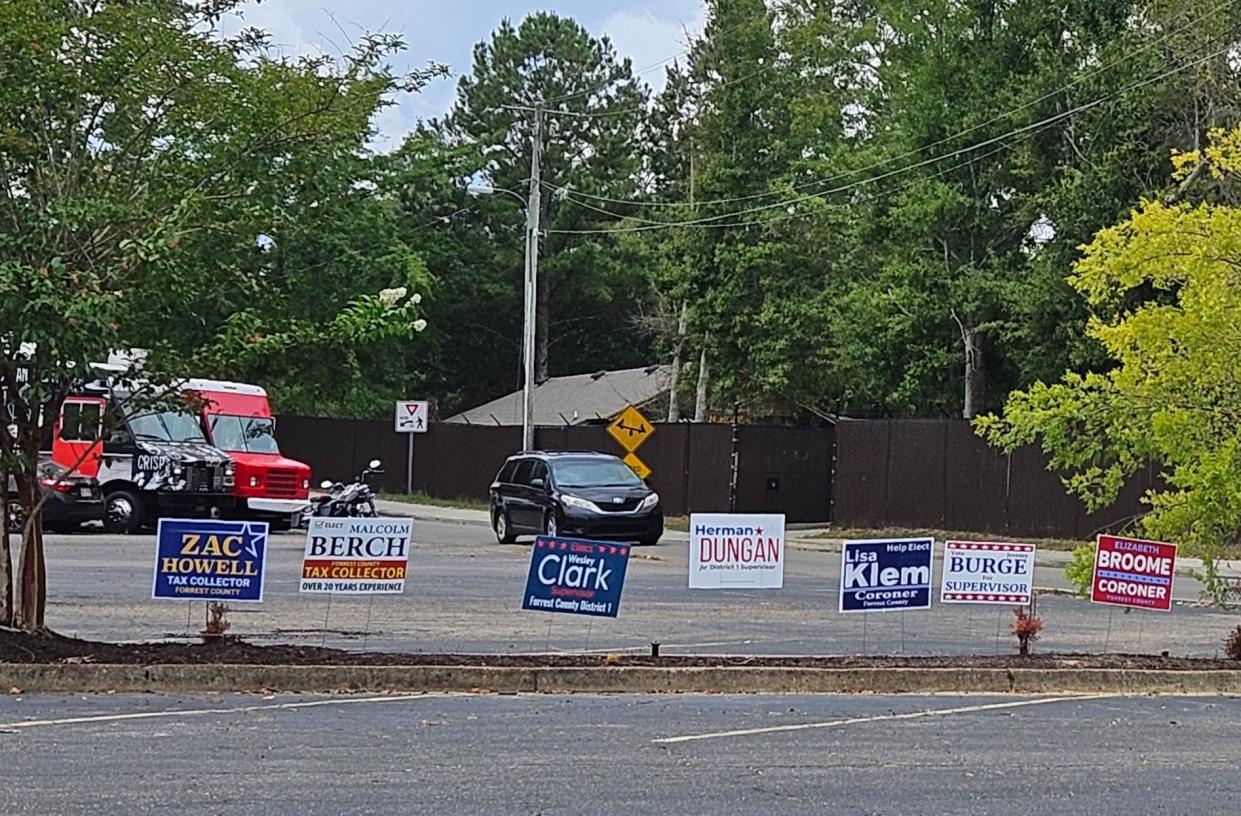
274;416;1153;538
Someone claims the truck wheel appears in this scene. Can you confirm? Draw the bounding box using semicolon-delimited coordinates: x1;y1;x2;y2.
103;488;144;535
493;509;516;545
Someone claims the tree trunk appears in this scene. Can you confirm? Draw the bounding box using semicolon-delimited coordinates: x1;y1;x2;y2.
962;327;984;419
14;473;45;632
667;301;688;422
0;458;11;628
693;334;710;422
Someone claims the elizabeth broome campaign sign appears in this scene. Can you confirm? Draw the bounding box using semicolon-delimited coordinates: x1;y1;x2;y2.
522;536;630;618
689;513;785;589
299;517;412;594
1091;534;1177;612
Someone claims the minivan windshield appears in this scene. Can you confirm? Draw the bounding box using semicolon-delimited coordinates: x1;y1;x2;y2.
552;459;643;488
209;414;280;454
127;410;208;443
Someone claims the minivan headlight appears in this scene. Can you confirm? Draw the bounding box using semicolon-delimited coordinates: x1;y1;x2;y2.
561;494;601;513
639;492;660;510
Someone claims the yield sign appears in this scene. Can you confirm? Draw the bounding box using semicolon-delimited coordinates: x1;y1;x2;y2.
395;400;429;433
607;405;653;453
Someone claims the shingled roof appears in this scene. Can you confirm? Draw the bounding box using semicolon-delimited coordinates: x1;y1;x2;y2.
445;365;670;426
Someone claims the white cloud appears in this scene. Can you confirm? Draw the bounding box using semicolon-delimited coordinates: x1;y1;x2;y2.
597;8;705;94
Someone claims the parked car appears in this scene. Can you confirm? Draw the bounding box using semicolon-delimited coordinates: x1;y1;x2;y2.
5;462;105;534
489;451;662;546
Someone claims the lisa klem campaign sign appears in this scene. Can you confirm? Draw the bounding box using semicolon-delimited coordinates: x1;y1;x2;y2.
689;513;785;589
300;517;412;594
840;537;934;613
940;541;1035;605
1091;534;1177;612
153;519;268;602
522;536;630;618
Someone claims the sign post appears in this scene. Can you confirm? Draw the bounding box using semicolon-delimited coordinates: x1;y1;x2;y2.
839;537;934;614
395;400;429;494
1090;534;1177;612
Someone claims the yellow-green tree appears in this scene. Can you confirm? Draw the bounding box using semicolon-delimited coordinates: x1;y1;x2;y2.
978;125;1241;601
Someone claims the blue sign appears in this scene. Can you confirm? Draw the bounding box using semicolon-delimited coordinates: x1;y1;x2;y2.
153;519;269;602
522;536;630;618
839;537;934;613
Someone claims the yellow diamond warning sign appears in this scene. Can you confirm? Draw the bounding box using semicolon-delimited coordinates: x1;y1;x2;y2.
623;452;652;481
607;405;654;453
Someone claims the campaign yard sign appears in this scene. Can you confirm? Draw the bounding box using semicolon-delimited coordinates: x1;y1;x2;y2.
689;513;785;589
153;519;268;602
522;536;630;618
840;538;934;613
300;517;412;594
940;541;1035;605
1091;534;1177;612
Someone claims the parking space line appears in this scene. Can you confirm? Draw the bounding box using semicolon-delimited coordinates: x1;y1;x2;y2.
653;694;1115;744
0;693;464;731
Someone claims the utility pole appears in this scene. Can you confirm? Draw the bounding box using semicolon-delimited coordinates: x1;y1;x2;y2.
521;103;543;452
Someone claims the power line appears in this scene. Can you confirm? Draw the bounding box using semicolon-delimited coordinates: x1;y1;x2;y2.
546;33;1241;236
549;0;1239;211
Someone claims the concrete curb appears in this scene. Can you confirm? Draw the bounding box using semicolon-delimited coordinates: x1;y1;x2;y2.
5;663;1241;695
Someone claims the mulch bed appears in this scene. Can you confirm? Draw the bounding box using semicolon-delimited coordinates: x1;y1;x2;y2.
1;629;1237;670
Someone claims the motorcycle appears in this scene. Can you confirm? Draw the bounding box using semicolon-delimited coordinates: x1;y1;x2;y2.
308;459;383;518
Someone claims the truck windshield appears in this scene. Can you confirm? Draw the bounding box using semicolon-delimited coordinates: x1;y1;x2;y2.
208;414;279;454
127;410;208;443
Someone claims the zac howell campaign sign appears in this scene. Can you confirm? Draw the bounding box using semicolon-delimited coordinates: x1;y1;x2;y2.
940;541;1035;605
153;519;268;602
300;517;412;594
522;536;630;618
689;513;785;589
1091;534;1177;612
840;537;934;613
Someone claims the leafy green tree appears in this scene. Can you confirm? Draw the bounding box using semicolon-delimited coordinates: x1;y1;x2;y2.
427;13;652;398
979;125;1241;602
0;0;434;631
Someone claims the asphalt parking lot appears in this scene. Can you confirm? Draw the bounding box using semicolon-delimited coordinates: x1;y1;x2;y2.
33;519;1240;658
1;692;1237;815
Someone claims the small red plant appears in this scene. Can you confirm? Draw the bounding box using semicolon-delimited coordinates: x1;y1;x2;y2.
201;603;232;642
1011;607;1044;656
1224;625;1241;660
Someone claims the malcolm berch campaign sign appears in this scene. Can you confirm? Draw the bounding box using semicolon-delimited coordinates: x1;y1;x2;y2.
839;537;934;613
522;536;631;618
689;513;785;589
300;517;412;594
940;540;1036;605
153;519;268;602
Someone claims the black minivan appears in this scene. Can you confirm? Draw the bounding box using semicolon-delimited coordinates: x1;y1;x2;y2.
489;451;663;546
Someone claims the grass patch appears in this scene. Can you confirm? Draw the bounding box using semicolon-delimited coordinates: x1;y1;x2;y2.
806;525;1084;552
664;516;688;532
380;492;489;512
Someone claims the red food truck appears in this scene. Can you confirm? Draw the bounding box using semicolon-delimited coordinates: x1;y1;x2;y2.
181;379;312;527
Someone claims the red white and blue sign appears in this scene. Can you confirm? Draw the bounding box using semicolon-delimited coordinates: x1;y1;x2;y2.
940;541;1035;605
840;537;934;613
522;536;630;618
153;519;268;602
1091;534;1177;612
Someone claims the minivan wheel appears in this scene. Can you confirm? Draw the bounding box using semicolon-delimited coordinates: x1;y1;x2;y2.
104;488;144;535
493;509;516;545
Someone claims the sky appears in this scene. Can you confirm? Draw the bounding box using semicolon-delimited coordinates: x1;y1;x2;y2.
221;1;707;149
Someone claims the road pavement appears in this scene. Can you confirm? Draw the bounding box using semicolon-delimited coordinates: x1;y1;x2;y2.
1;691;1237;815
33;516;1240;658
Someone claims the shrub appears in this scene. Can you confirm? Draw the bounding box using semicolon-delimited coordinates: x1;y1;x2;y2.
201;603;232;642
1225;625;1241;660
1011;608;1044;656
1064;543;1095;598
